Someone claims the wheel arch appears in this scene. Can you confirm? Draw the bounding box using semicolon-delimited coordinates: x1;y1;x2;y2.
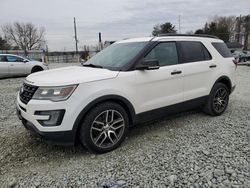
72;95;136;143
213;76;232;93
31;65;43;73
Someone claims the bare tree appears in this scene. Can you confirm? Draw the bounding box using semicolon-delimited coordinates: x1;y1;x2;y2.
2;22;45;53
195;16;236;42
214;16;236;41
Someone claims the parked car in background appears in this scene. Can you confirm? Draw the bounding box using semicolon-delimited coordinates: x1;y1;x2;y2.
239;51;250;62
231;51;243;60
0;54;48;78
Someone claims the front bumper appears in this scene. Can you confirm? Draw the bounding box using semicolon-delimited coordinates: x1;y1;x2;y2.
17;107;75;145
16;91;82;145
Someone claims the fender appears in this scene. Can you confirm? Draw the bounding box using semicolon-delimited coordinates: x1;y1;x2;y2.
213;75;232;93
71;95;136;143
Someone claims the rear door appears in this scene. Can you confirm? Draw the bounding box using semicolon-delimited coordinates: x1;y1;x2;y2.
177;41;215;101
7;55;28;75
0;55;9;78
135;42;183;113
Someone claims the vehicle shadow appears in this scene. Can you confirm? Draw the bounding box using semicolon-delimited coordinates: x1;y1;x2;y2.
0;76;26;80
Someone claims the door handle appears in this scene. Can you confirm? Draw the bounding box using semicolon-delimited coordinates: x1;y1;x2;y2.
209;64;217;68
171;70;182;75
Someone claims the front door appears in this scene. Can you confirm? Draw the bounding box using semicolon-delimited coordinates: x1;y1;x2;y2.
7;55;27;75
0;56;9;78
135;42;183;113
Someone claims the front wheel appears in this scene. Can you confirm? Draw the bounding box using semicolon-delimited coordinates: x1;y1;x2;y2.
203;83;229;116
79;102;129;153
31;66;43;73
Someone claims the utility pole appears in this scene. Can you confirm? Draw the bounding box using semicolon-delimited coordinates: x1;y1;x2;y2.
178;15;181;34
74;17;78;53
99;32;102;51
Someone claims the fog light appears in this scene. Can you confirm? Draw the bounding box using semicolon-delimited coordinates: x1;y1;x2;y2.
35;110;65;126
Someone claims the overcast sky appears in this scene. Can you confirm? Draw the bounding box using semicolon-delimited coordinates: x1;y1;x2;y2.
1;0;249;51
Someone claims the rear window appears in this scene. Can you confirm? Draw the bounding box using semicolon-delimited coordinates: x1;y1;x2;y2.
178;41;212;63
212;42;232;58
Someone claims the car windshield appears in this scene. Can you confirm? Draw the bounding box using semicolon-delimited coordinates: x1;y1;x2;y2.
25;57;34;61
84;42;148;70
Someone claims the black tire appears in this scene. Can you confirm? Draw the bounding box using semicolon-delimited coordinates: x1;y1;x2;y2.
31;66;43;73
203;83;229;116
79;102;129;153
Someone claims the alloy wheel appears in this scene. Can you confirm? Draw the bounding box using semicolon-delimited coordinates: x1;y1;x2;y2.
212;87;228;113
90;110;125;149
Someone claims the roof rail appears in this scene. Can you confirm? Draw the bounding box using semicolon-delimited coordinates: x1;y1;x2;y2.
158;33;219;39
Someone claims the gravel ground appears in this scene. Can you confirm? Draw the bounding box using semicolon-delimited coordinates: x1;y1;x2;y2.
0;65;249;187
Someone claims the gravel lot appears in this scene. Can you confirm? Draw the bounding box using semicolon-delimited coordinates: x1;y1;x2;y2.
0;64;249;187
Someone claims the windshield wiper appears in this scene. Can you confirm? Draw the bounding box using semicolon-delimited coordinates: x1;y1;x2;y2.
82;63;103;68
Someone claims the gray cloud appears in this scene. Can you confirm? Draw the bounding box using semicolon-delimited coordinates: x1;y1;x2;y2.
0;0;249;50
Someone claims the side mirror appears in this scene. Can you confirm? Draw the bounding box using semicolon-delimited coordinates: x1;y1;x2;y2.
23;59;28;63
136;59;160;70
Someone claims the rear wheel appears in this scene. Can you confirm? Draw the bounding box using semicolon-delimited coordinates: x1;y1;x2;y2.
203;83;229;116
79;102;129;153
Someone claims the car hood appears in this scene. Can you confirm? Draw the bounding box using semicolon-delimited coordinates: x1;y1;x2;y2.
25;66;119;86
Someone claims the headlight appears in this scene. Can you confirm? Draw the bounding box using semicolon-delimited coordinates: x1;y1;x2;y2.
32;85;77;101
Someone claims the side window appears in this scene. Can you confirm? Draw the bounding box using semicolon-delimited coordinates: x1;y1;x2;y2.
6;56;23;62
0;56;7;62
202;45;212;60
144;42;178;66
179;41;212;63
212;42;233;58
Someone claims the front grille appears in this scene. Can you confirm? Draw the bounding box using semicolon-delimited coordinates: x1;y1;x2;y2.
19;82;38;104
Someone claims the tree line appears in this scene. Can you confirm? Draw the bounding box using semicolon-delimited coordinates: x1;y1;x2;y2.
1;15;250;52
151;14;250;50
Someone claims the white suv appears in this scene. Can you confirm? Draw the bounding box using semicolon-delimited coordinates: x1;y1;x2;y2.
16;35;236;153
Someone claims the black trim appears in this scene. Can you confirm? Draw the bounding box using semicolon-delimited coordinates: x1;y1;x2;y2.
35;109;66;127
19;82;38;104
171;70;182;75
125;41;158;71
135;96;208;124
214;76;232;93
158;34;219;39
71;95;136;142
22;118;74;145
209;65;217;68
19;105;26;112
